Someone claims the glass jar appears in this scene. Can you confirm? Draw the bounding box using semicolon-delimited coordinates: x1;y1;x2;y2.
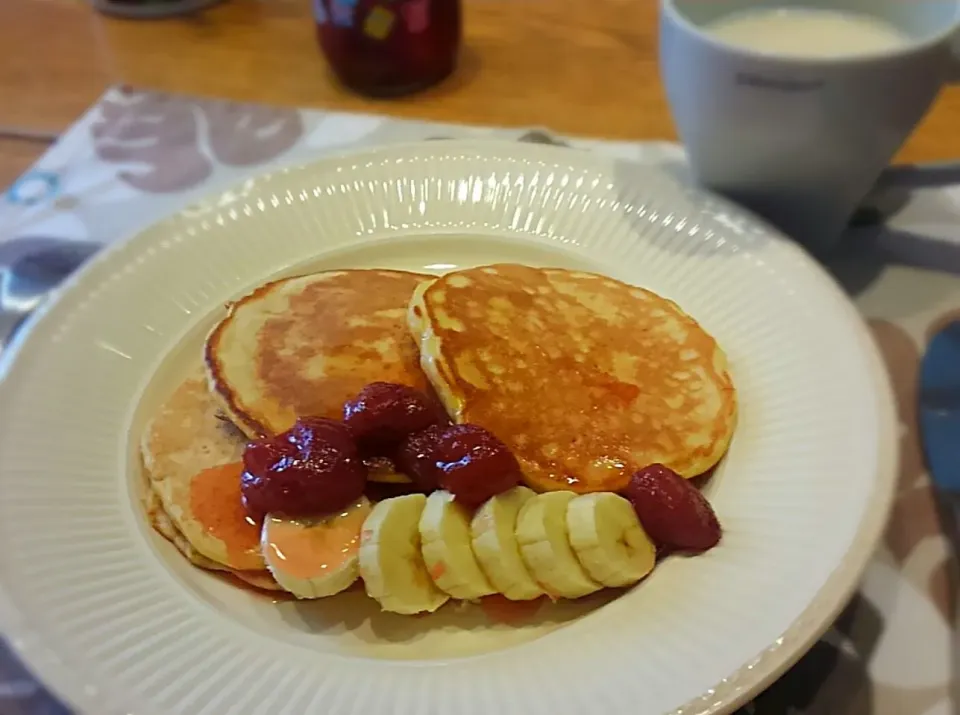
314;0;462;97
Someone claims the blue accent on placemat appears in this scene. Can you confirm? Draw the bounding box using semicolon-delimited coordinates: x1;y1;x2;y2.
920;320;960;492
4;171;60;207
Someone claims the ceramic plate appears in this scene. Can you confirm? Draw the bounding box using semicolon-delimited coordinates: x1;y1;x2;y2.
0;140;897;715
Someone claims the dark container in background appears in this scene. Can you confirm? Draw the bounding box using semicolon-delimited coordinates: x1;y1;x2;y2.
314;0;462;98
90;0;225;18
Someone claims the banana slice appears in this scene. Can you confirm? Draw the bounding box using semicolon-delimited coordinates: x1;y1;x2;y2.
261;498;371;599
567;493;656;588
419;490;496;600
358;494;449;614
471;487;543;601
516;492;602;599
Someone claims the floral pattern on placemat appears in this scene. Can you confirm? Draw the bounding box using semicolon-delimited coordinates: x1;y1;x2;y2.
729;315;960;715
91;88;304;192
873;320;958;628
0;86;958;714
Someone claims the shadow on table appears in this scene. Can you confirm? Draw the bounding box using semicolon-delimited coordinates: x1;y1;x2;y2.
0;639;70;714
733;593;880;715
826;174;960;302
934;491;960;715
825;227;960;312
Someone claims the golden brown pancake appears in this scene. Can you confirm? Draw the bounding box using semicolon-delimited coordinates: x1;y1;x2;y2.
142;468;221;570
205;269;434;439
140;464;282;591
141;368;271;573
410;264;737;493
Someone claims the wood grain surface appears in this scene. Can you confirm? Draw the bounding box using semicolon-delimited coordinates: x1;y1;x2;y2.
2;0;960;187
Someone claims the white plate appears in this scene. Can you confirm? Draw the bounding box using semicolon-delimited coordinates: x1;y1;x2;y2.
0;140;897;715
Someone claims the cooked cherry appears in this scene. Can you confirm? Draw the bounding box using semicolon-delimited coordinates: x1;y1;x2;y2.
623;464;721;553
343;382;445;455
287;416;357;453
394;424;448;492
242;438;288;483
433;424;522;508
241;417;366;520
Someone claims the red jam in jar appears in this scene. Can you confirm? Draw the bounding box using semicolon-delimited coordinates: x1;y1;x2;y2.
314;0;462;97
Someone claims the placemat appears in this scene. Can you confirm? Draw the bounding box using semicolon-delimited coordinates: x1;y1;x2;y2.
0;86;957;715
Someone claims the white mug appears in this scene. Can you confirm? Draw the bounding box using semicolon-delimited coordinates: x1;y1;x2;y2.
659;0;960;255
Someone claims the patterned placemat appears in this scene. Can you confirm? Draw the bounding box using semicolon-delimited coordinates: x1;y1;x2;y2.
0;86;957;715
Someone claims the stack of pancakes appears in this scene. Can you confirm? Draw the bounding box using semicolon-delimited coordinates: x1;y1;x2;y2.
140;265;737;588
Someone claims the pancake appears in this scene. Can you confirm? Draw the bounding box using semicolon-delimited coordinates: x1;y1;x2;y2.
141;368;271;574
409;264;737;493
141;468;222;571
205;269;434;439
141;460;283;592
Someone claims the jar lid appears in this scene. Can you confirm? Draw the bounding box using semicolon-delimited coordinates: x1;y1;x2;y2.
89;0;225;19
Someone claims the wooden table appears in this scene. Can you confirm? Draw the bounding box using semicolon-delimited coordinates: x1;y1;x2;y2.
3;0;960;188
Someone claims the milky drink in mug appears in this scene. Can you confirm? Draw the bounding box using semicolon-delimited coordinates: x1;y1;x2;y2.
706;8;911;57
659;0;960;255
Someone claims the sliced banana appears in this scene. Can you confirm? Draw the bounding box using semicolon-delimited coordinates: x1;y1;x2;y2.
261;498;371;599
567;493;656;588
471;486;543;601
358;494;449;614
516;492;602;599
419;490;496;600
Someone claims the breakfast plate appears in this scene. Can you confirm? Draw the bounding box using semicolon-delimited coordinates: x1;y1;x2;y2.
0;140;897;715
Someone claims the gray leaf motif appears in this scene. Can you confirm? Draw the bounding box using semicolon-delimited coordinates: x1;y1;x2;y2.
91;91;305;193
91;92;213;193
198;100;304;167
0;638;70;714
0;237;100;349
